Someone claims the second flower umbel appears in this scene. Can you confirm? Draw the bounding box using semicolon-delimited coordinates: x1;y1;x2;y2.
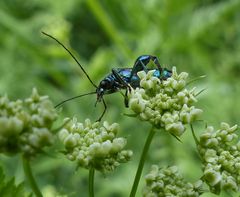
128;67;203;137
59;118;133;173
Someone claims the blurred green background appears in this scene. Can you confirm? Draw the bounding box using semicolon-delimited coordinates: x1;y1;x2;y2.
0;0;240;196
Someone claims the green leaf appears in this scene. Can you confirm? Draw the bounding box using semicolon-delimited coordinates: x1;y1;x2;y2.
0;166;31;197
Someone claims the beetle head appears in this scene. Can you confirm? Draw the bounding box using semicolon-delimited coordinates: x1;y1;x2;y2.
96;79;113;102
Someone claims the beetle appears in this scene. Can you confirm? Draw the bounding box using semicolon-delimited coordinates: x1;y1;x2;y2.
96;55;172;107
42;32;172;121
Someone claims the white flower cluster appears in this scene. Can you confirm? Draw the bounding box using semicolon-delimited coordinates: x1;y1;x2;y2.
128;67;202;137
0;88;58;156
143;165;203;197
59;118;133;173
198;122;240;194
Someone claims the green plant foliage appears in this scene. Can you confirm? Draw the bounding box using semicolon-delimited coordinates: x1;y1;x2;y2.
0;0;240;196
0;166;31;197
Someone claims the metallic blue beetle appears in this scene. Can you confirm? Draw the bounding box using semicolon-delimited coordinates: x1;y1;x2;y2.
96;55;172;106
42;32;172;121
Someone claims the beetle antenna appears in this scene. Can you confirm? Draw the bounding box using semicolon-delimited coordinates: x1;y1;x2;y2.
42;31;98;88
55;91;96;108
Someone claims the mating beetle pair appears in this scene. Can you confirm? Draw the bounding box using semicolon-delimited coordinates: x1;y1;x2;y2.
42;32;172;121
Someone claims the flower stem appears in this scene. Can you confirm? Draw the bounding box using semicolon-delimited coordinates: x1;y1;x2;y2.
89;167;95;197
22;155;42;197
190;123;199;145
85;0;132;59
129;126;156;197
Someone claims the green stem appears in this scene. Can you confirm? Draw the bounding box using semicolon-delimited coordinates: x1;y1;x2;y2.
129;126;156;197
22;155;43;197
85;0;132;59
190;123;199;145
89;167;95;197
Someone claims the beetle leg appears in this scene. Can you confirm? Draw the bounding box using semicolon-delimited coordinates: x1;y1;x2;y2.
96;98;107;122
124;90;129;107
149;56;173;80
112;69;131;90
112;69;131;106
131;55;163;79
130;59;148;79
149;56;162;73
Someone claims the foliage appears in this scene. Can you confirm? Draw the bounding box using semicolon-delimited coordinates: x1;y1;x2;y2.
0;0;240;196
0;166;31;197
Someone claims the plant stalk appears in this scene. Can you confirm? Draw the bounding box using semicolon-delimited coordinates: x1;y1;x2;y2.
85;0;132;59
89;167;95;197
22;155;43;197
129;126;156;197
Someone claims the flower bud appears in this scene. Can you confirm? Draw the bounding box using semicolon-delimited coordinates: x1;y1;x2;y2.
222;176;238;191
64;134;77;148
129;98;146;113
204;169;221;186
204;149;217;163
30;88;40;102
101;140;112;154
165;122;185;137
111;138;126;153
59;129;69;141
137;70;147;79
189;108;203;122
